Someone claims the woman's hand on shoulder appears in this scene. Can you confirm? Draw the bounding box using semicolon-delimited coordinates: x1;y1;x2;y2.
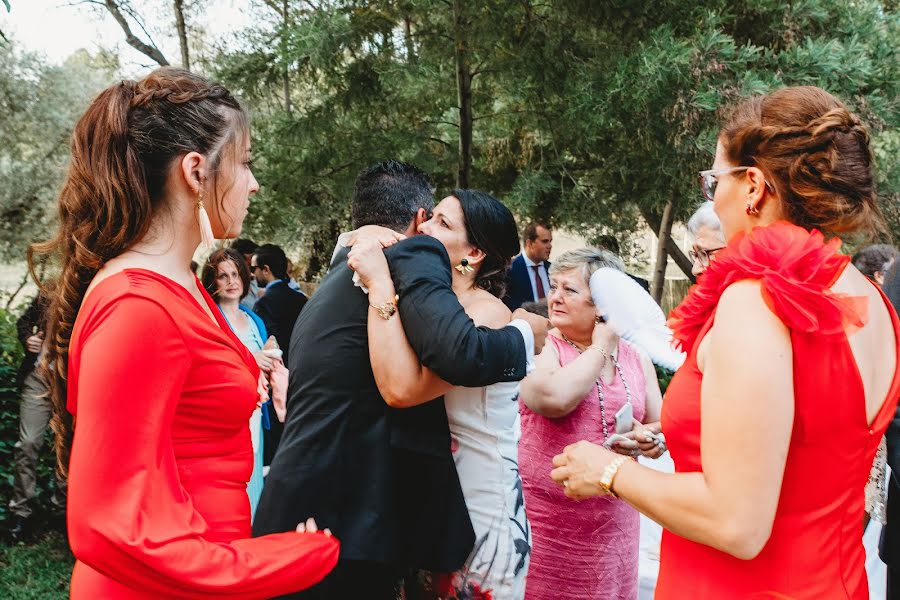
348;237;393;293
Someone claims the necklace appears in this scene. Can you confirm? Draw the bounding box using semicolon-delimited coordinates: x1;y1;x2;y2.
560;333;632;440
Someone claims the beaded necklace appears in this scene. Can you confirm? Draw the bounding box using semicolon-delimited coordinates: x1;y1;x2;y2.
560;333;632;440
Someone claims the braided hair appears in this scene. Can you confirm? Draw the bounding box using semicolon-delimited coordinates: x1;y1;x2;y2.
27;67;248;477
719;86;886;238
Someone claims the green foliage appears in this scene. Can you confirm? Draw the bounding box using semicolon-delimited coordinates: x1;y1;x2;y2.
215;0;899;275
0;531;72;599
0;44;118;262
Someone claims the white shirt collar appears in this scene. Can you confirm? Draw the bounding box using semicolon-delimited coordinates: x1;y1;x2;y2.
522;253;544;268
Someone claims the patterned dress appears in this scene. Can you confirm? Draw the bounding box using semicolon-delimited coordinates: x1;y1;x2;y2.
414;379;530;599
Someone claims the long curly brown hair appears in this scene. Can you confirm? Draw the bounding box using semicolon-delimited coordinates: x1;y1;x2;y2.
27;67;247;477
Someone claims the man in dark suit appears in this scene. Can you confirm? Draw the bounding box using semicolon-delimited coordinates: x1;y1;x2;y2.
251;243;308;361
251;243;308;464
502;221;553;311
881;259;900;598
253;161;547;599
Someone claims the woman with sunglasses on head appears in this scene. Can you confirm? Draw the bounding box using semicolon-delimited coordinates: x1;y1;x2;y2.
550;86;900;599
31;67;338;599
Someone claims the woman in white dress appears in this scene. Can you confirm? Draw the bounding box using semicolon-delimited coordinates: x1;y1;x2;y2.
349;189;530;599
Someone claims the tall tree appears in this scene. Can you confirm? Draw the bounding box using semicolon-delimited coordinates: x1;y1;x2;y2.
173;0;189;69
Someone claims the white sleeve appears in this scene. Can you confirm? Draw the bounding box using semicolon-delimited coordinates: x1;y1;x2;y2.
507;319;536;373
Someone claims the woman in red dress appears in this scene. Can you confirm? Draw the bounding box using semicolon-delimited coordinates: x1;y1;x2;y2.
30;68;339;599
549;86;900;599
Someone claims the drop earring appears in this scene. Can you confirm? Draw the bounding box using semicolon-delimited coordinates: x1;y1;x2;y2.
197;188;216;250
455;258;474;274
745;202;760;216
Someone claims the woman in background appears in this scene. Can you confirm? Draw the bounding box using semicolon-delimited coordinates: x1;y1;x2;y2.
202;247;280;519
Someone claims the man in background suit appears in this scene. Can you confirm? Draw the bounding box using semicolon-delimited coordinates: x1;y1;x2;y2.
503;221;553;311
251;243;308;361
251;243;308;463
881;259;900;598
253;160;548;599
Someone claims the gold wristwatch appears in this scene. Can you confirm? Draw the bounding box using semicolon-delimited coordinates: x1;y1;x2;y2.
598;455;630;497
370;295;399;320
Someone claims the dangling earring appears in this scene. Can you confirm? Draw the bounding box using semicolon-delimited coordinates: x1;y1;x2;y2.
197;188;216;250
745;202;760;216
455;258;474;274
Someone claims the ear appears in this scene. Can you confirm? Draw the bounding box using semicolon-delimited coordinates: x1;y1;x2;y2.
415;207;429;228
745;166;772;213
466;246;487;267
179;151;208;195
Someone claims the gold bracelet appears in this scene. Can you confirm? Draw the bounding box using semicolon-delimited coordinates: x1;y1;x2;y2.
598;455;630;497
369;294;399;320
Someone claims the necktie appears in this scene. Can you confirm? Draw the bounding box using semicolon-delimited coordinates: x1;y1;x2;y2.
532;264;546;300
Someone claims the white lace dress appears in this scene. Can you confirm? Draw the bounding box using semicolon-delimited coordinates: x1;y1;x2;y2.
441;380;531;599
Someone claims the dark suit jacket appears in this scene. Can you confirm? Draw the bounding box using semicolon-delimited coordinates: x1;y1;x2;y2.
502;254;550;311
253;280;307;362
880;266;900;566
253;236;527;573
16;294;46;387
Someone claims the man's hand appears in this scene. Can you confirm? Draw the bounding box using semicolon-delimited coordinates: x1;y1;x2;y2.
25;333;43;354
512;308;550;354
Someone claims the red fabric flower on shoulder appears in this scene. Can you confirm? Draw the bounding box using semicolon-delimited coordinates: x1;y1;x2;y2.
669;221;867;355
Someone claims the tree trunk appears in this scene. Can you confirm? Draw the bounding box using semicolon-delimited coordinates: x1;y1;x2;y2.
640;205;695;284
650;199;675;305
403;16;415;60
104;0;169;66
453;0;472;188
281;0;292;115
173;0;190;70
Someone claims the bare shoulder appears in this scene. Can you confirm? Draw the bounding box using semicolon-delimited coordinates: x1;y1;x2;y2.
713;279;790;348
465;291;513;329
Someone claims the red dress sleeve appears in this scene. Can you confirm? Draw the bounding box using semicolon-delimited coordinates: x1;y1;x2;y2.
668;221;867;354
66;293;339;599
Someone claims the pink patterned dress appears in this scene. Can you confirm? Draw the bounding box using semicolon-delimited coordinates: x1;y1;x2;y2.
518;334;646;600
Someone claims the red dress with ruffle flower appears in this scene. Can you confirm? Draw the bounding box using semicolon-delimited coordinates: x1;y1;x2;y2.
66;270;339;599
656;222;900;599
